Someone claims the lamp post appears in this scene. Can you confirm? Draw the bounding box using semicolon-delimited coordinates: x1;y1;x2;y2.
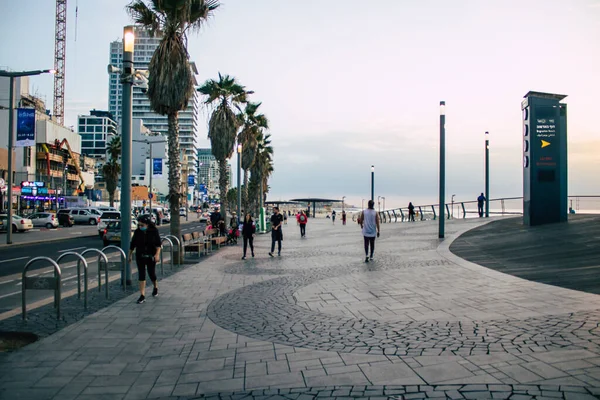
485;131;490;218
133;138;166;221
237;144;242;225
451;194;456;219
342;196;346;212
0;68;55;244
439;101;446;239
370;165;375;202
382;196;386;211
120;25;134;285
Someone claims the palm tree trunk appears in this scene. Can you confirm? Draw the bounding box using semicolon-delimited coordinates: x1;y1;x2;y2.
109;192;114;208
242;169;249;211
218;158;229;215
167;112;181;245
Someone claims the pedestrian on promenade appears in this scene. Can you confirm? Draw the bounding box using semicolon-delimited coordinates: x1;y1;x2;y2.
360;200;380;262
477;193;487;217
297;210;308;237
128;215;161;304
269;207;284;257
332;210;336;224
210;207;221;231
241;212;255;260
283;212;288;225
342;210;347;225
408;202;415;222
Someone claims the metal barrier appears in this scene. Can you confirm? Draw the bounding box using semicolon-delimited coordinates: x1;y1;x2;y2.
56;252;88;310
160;237;174;275
102;245;127;291
163;235;181;267
81;249;109;299
22;257;62;321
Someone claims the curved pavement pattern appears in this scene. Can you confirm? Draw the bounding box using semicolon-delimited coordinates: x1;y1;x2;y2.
1;218;600;399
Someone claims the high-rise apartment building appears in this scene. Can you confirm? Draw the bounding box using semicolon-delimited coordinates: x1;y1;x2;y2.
77;110;118;158
197;148;219;198
108;26;200;175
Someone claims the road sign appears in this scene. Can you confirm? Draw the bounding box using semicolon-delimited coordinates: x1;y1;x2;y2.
148;193;154;199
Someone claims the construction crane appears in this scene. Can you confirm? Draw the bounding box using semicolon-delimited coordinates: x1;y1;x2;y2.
53;0;67;125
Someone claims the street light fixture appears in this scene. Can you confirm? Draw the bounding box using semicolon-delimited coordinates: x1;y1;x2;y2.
237;144;242;225
451;194;456;219
439;101;446;239
370;165;375;202
0;68;55;245
485;131;490;218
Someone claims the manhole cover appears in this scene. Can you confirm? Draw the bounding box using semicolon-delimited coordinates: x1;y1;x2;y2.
0;331;38;352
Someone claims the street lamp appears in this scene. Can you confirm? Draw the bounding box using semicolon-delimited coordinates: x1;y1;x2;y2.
451;194;456;219
133;139;166;220
371;165;375;202
237;143;242;225
118;25;135;285
0;68;55;245
439;101;446;239
341;196;346;212
485;131;490;218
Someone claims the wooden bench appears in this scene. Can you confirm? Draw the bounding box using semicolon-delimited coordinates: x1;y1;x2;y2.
183;231;212;256
206;228;227;249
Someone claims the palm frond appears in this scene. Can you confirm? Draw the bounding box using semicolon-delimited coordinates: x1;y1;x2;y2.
187;0;220;33
127;0;162;34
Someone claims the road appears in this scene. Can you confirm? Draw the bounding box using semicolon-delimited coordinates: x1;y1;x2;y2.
0;218;207;315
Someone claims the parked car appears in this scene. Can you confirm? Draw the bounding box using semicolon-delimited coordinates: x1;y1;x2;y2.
162;211;171;223
97;211;121;237
0;214;34;233
29;213;59;229
96;206;117;213
101;220;134;247
57;212;74;227
179;207;186;217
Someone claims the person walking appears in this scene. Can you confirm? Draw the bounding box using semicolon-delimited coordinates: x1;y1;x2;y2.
269;207;284;257
408;202;415;222
342;210;347;225
128;215;162;304
359;200;380;262
241;213;255;259
331;210;336;224
477;193;487;217
297;210;308;237
283;212;288;225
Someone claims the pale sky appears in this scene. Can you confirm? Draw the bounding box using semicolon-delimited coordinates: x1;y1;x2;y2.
1;0;599;208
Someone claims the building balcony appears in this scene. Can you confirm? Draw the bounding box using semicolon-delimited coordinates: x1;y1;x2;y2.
36;152;63;163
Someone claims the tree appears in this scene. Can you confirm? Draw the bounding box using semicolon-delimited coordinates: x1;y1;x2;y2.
250;131;273;215
127;0;219;241
102;136;121;207
238;102;268;211
198;73;251;215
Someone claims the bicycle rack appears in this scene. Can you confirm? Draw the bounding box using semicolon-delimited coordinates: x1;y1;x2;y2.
56;252;88;310
160;237;174;275
399;208;405;222
102;245;127;291
80;249;109;299
163;235;181;267
432;205;437;220
445;204;451;219
392;209;397;222
386;211;392;223
22;257;62;321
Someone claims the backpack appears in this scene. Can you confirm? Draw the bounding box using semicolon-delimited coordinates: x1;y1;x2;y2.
300;215;306;222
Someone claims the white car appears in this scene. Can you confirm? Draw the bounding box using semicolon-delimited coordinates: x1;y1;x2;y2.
179;207;186;217
29;212;59;229
0;214;34;233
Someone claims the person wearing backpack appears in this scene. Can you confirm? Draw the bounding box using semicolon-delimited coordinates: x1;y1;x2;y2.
297;210;308;237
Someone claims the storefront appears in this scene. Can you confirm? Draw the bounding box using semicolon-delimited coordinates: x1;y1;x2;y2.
17;181;65;214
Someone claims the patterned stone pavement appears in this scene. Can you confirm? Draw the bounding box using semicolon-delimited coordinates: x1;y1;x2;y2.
1;217;600;399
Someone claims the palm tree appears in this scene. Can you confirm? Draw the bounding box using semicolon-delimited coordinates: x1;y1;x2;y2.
127;0;219;240
250;131;273;217
198;74;251;214
102;136;122;207
238;102;268;211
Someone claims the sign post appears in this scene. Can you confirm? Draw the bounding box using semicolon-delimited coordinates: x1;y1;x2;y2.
522;92;568;226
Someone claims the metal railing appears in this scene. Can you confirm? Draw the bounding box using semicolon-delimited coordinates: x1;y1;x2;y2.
373;195;600;223
22;257;62;321
80;249;109;299
56;252;88;310
102;245;127;291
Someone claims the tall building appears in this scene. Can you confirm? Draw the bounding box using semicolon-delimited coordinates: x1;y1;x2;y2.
197;148;220;199
77;110;118;158
108;26;200;174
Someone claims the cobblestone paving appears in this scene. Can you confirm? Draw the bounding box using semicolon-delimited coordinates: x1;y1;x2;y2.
1;218;600;399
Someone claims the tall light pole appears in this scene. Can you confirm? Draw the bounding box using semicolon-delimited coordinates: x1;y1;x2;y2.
451;194;456;219
439;101;446;239
485;131;490;218
120;26;134;285
133;138;166;220
237;144;242;225
0;68;55;244
371;165;375;202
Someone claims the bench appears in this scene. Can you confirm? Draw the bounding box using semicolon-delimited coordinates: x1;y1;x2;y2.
206;228;227;249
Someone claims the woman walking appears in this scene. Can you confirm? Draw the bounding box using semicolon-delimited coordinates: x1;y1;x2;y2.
241;213;256;260
128;215;161;304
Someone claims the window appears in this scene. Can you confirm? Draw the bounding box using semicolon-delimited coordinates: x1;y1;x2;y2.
86;126;94;133
79;118;85;125
96;141;105;148
95;134;103;140
82;141;94;148
95;126;103;133
81;134;93;140
23;146;31;167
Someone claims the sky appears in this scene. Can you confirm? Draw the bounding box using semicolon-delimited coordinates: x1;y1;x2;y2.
1;0;599;208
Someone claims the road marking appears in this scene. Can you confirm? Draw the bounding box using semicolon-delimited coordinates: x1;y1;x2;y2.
0;256;31;263
58;247;87;253
0;290;21;300
69;232;83;235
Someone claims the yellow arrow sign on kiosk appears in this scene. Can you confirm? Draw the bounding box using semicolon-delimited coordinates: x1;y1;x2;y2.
541;140;551;148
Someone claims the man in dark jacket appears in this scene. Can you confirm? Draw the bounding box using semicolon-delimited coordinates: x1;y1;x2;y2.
269;207;284;257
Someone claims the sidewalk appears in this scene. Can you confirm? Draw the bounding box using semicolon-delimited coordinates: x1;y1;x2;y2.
1;218;600;399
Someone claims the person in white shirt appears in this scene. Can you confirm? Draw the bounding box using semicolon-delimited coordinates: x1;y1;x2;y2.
359;200;380;262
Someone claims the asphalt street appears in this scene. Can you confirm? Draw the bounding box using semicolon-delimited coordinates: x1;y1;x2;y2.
0;218;207;315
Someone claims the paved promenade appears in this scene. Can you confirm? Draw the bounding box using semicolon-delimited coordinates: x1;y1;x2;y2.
1;217;600;399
